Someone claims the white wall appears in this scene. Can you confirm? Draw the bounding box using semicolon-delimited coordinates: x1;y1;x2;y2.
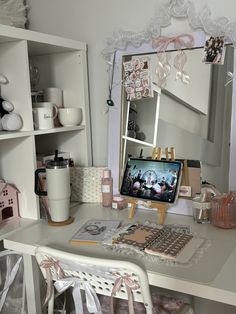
26;0;236;169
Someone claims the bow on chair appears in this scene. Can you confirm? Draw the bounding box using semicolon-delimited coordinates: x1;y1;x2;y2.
40;257;65;307
54;277;102;314
110;273;140;314
152;34;194;88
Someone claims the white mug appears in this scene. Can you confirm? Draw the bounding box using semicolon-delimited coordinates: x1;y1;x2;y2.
33;102;58;130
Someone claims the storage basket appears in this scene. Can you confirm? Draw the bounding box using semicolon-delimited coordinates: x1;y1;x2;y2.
70;167;106;203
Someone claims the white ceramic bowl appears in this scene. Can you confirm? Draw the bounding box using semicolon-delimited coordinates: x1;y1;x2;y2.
58;108;82;126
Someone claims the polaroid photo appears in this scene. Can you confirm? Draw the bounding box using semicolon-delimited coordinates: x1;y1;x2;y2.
202;36;226;65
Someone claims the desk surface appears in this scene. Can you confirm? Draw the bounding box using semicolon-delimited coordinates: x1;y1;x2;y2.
4;203;236;306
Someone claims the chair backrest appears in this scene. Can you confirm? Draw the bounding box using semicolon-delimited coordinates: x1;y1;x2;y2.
35;246;153;312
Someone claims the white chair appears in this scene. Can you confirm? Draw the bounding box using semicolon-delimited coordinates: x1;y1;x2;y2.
35;246;194;314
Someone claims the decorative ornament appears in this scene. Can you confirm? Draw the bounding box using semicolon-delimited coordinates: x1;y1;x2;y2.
102;0;236;98
102;0;236;62
106;51;116;108
152;33;194;88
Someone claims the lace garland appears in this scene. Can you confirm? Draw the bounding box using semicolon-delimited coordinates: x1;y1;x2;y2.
102;0;236;61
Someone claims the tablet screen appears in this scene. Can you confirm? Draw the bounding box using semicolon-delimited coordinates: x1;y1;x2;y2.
120;158;182;203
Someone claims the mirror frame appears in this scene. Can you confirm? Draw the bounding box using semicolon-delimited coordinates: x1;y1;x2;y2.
107;30;236;194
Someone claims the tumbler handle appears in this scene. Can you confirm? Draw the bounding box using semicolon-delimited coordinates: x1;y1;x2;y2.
34;168;47;196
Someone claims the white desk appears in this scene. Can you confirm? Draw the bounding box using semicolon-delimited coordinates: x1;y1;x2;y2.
3;203;236;313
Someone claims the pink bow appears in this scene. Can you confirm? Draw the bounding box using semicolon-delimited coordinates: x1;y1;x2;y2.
40;257;65;307
152;34;194;88
152;34;194;52
110;272;140;314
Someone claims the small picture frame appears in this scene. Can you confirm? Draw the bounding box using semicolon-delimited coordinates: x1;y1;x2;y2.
202;36;225;65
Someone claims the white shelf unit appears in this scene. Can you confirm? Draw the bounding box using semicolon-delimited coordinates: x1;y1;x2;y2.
0;25;92;223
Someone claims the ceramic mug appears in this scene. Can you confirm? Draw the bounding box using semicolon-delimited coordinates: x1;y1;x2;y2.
33;102;58;129
58;107;82;126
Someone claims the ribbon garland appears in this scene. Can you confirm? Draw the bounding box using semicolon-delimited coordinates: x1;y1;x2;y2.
110;272;140;314
152;33;194;88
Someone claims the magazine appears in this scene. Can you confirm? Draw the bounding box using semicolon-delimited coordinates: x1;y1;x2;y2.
70;219;121;245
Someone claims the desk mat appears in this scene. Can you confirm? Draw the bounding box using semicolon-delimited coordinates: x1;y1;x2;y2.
103;222;210;268
101;221;235;284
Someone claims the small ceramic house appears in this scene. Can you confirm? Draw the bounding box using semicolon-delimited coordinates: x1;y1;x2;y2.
0;181;20;224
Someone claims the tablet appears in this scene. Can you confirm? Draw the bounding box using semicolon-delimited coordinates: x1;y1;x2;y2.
120;158;182;204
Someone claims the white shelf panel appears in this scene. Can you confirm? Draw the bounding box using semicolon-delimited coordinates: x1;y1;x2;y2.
34;125;85;136
0;24;86;53
0;217;37;241
0;130;33;140
0;125;85;140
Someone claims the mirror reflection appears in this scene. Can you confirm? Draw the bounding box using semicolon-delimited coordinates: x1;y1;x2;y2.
121;45;234;192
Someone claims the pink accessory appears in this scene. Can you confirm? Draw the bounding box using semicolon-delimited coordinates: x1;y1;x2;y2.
112;195;127;210
40;257;102;313
110;272;140;314
152;33;194;88
40;257;65;306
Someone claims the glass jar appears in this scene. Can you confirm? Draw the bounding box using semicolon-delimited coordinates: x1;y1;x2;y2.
211;193;236;229
192;197;211;224
112;195;127;210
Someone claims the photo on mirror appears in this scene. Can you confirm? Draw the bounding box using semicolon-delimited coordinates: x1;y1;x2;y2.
202;36;225;65
123;56;153;101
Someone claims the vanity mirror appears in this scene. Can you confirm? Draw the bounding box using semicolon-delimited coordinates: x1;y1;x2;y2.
105;1;236;196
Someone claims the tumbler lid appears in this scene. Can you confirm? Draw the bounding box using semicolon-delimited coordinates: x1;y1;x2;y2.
46;150;69;169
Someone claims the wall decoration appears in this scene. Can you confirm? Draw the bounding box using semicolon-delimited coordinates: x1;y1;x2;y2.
102;0;236;62
202;36;225;64
0;0;28;28
102;0;236;102
123;56;153;101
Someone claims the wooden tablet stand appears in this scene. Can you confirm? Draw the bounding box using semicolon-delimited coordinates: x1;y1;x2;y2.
127;146;176;225
127;198;167;225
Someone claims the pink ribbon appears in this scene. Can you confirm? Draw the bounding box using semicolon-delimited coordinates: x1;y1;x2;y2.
110;272;140;314
40;257;65;307
152;34;194;88
152;34;194;51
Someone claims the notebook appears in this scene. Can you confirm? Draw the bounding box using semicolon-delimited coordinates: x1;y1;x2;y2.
70;219;121;245
113;224;204;262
